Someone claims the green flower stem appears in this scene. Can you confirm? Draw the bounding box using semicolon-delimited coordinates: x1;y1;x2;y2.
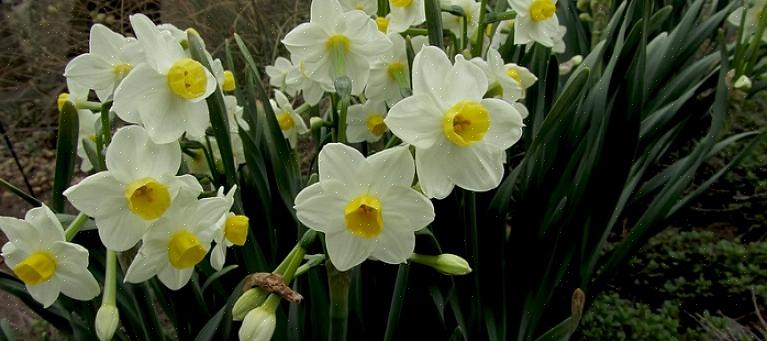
327;263;350;341
64;212;89;241
465;190;482;323
425;0;445;48
99;102;112;147
294;254;326;277
391;67;412;98
377;0;390;16
78;101;103;111
402;28;429;36
102;250;117;306
482;10;515;25
383;263;410;341
471;0;488;57
337;95;350;144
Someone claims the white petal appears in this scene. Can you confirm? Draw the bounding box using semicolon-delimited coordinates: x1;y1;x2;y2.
380;186;435;231
157;265;194;290
371;229;415;264
448;144;505;192
412;46;452;102
415;142;456;199
89;24;126;62
482;98;524;149
183;101;210;140
318;143;366;185
106;125;181;182
442;55;487;106
112;64;163;124
55;264;100;301
210;243;226;271
384;94;443;149
367;146;415;195
24;205;65;244
294;181;347;234
130;14;184;72
124;247;164;283
0;218;37;254
1;243;26;268
282;23;327;56
188;197;231;236
325;231;375;271
27;280;60;308
64;172;125;217
139;90;188;144
96;210;149;251
49;241;90;269
64;54;115;91
345;53;371;95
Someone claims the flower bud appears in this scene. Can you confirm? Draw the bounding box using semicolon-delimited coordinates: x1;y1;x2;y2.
57;93;70;111
309;117;325;131
95;304;120;341
334;76;352;97
734;75;752;90
408;253;472;276
238;306;276;341
233;288;268;321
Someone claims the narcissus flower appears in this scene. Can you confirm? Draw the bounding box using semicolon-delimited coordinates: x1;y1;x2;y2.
385;46;525;199
472;48;537;102
112;14;216;143
64;126;202;251
0;205;100;307
271;90;309;148
508;0;561;48
365;33;410;106
282;0;392;95
294;144;435;271
209;186;247;271
124;195;229;290
285;58;326;105
266;57;299;96
346;99;389;143
388;0;426;33
64;24;143;101
441;0;482;39
76;108;100;172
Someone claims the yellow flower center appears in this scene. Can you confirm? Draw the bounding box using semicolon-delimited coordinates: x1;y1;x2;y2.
442;100;491;147
124;177;171;220
366;114;387;136
376;16;389;33
506;68;522;84
344;195;384;239
166;58;208;100
529;0;556;21
387;62;406;81
57;92;70;111
13;251;57;285
277;112;295;131
167;230;206;269
325;35;351;53
113;63;133;79
222;70;236;92
224;215;249;246
391;0;413;8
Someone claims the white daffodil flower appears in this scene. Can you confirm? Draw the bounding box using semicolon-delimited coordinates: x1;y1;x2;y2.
346;99;389;143
551;25;567;54
388;0;426;33
158;23;188;46
76;108;100;172
385;46;525;199
490;20;514;50
285;57;326;106
365;33;410;106
282;0;392;95
124;195;229;290
64;126;203;251
266;57;299;96
471;48;537;102
508;0;560;48
441;0;482;40
0;205;100;307
64;24;144;101
728;0;767;42
113;14;217;144
210;186;249;271
270;90;309;148
339;0;378;15
294;144;435;271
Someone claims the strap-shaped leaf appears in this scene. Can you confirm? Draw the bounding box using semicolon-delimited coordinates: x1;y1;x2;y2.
52;101;79;212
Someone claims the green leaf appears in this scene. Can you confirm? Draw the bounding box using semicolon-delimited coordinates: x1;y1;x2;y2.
533;289;585;341
187;31;238;190
52;101;79;212
0;177;42;207
0;319;14;341
194;280;246;341
201;265;238;294
424;0;445;48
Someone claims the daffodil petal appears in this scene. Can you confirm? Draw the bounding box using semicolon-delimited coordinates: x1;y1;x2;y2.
64;172;125;217
380;186;435;231
481;98;525;149
325;231;375;271
371;228;415;264
448;144;505;192
55;264;100;301
367;146;415;194
294;182;347;233
384;94;443;149
26;280;59;308
415;142;456;199
157;265;194;291
106;125;182;182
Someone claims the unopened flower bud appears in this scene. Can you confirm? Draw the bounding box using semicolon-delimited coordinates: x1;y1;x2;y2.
334;76;352;97
233;288;268;321
57;93;70;111
95;304;120;341
309;117;325;131
734;75;752;90
408;253;472;276
238;305;277;341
